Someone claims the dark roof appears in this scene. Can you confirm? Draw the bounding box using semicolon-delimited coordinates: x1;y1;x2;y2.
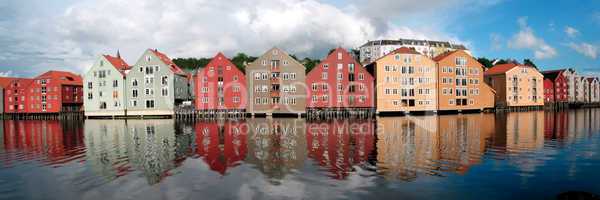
541;69;566;80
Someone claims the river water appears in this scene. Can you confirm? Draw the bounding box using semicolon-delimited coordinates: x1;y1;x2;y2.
1;109;599;200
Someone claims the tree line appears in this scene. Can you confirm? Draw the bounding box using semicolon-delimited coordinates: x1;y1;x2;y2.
172;49;361;74
476;57;538;69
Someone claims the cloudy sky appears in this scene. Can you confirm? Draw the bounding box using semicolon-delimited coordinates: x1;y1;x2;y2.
0;0;598;77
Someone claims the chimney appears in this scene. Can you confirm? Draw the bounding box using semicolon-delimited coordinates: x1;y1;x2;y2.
116;49;121;58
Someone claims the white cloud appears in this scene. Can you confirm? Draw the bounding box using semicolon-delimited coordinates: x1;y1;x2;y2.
0;70;16;77
0;0;502;76
564;26;579;38
567;42;598;59
508;17;557;59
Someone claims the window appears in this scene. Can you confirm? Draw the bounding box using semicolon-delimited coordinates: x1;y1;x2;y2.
87;82;93;89
145;100;155;108
145;88;154;95
323;64;329;69
337;73;343;80
358;73;364;80
455;57;467;66
337;52;342;60
113;80;118;87
161;87;168;96
99;102;107;109
322;72;328;80
132;79;138;87
161;76;168;85
87;93;93;100
145;66;154;75
132;89;138;98
348;64;355;72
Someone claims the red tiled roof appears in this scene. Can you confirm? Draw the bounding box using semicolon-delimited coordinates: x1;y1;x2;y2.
35;70;83;86
103;54;130;75
150;49;187;76
484;63;519;76
432;50;457;62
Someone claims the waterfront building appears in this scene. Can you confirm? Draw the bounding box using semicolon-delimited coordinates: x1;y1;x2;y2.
359;38;469;64
365;47;437;113
541;69;569;103
4;78;34;114
484;63;544;108
3;70;82;114
583;77;591;103
562;68;577;103
27;71;83;113
575;76;586;102
194;52;246;113
246;47;306;116
126;49;193;116
306;48;374;111
84;53;130;117
588;77;600;103
0;77;18;114
434;50;495;111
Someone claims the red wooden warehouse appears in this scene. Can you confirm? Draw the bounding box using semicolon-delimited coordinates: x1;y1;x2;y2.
4;70;83;114
194;53;247;112
542;69;569;104
306;48;375;111
4;78;34;113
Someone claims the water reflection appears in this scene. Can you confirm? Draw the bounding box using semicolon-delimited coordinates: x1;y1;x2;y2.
84;120;194;184
245;118;307;182
2;120;85;167
195;120;247;175
1;109;600;199
306;120;375;180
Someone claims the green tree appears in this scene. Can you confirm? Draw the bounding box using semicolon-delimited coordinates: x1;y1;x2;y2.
477;57;494;68
172;57;211;71
231;53;257;73
523;59;537;69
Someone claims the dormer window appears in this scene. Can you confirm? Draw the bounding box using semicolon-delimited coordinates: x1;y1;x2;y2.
100;60;104;66
273;50;278;55
337;52;342;60
146;55;151;61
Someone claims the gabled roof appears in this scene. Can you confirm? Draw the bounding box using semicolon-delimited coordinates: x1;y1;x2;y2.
35;70;83;86
4;78;35;89
541;70;565;80
197;52;241;76
484;63;519;76
103;54;130;75
432;50;457;62
149;49;187;76
0;77;18;88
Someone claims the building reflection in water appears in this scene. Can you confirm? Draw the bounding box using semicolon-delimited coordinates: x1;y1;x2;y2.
376;114;495;181
305;120;375;180
2;120;85;166
84;119;193;185
244;118;307;182
194;120;247;175
2;109;600;186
